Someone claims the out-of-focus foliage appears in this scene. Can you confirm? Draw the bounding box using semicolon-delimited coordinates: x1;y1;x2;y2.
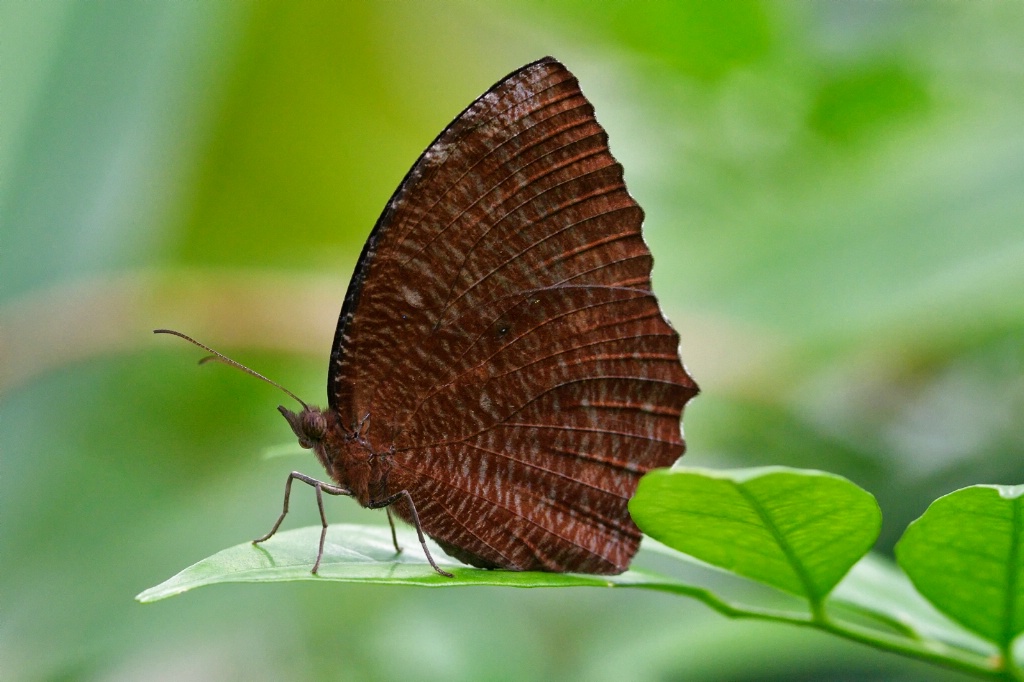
2;1;1022;680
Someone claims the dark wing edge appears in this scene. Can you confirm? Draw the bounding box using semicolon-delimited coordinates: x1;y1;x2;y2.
327;57;564;409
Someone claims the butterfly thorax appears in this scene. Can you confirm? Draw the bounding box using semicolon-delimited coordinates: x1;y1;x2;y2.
277;405;386;506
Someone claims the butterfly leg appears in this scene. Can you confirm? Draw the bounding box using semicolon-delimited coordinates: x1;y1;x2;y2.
385;507;402;554
369;491;453;578
253;471;351;574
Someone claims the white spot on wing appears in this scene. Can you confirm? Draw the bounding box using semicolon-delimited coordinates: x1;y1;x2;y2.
401;285;423;307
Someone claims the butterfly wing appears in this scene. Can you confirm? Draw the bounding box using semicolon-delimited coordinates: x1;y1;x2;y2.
329;57;697;573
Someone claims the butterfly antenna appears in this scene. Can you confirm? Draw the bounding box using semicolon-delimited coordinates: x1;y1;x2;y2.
154;329;308;410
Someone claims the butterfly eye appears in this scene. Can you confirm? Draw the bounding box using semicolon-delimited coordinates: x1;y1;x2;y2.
302;410;327;441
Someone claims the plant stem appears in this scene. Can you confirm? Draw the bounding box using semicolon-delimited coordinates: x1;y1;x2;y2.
640;581;1000;679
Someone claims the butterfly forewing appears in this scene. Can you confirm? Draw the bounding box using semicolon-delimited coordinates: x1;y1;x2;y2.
328;57;697;573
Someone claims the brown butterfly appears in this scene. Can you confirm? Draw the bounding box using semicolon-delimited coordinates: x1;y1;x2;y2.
159;56;697;577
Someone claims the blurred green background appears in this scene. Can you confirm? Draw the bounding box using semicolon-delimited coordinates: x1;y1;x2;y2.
3;1;1023;680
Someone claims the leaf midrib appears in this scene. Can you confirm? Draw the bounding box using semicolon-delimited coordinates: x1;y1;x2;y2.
735;483;819;605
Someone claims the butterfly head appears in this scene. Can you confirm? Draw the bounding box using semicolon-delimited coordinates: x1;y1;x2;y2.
278;404;377;503
278;404;334;471
278;404;326;446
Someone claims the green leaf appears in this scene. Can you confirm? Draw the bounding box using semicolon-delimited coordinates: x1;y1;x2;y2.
895;484;1024;647
136;525;662;602
137;523;1001;674
629;466;882;602
136;523;856;620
